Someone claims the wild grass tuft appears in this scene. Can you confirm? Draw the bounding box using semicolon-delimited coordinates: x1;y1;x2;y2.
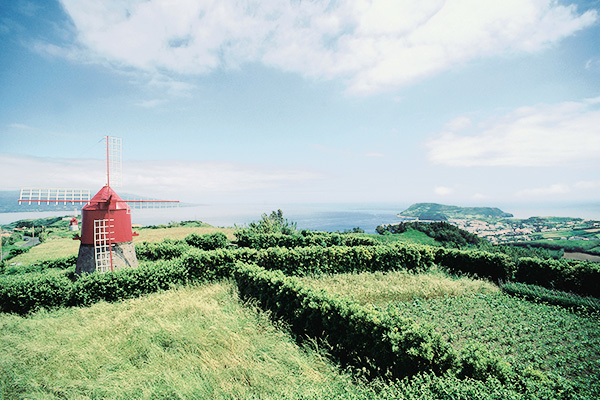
300;267;499;306
0;282;355;399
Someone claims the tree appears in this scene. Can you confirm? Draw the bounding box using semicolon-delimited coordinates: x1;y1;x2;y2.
245;209;297;235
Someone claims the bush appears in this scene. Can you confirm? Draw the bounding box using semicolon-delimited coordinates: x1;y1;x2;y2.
185;232;229;250
515;258;600;298
435;248;515;281
501;281;600;311
0;272;73;314
135;239;190;261
233;262;457;379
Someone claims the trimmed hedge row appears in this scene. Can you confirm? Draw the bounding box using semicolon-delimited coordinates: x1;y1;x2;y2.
515;257;600;298
135;239;190;261
233;262;531;384
501;281;600;311
0;243;433;315
434;248;515;281
0;260;189;314
184;232;229;250
179;243;434;277
234;231;379;249
434;247;600;298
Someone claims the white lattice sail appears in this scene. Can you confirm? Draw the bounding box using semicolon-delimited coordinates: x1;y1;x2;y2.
18;188;91;205
107;136;122;188
93;218;114;273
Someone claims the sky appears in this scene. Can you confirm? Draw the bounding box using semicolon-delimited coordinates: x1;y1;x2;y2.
1;0;600;217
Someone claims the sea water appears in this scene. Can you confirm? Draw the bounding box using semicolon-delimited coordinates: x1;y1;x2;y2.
1;202;599;233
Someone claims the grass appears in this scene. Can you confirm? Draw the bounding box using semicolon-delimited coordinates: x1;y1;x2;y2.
7;226;235;266
300;267;498;305
0;282;359;399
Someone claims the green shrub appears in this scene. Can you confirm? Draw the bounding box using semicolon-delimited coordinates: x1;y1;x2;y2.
185;232;229;250
233;262;457;379
135;239;189;261
501;281;600;311
515;258;600;298
0;272;73;314
435;248;515;281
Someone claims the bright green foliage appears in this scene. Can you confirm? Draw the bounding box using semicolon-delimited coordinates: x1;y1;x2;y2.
233;262;458;379
235;230;378;249
241;209;297;234
185;231;229;250
135;238;190;261
385;292;600;397
501;281;600;311
516;257;600;297
435;248;515;281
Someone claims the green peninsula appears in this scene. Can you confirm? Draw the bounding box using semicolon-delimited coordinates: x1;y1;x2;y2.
399;203;513;221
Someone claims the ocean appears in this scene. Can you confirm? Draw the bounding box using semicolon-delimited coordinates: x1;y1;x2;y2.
1;202;599;234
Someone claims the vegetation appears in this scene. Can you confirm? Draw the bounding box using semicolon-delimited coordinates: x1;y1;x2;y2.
377;221;482;247
1;210;599;398
399;203;513;221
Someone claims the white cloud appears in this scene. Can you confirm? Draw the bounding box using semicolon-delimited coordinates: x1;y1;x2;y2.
0;154;321;202
364;152;385;158
516;183;571;197
8;123;33;130
56;0;597;95
434;186;453;196
426;97;600;167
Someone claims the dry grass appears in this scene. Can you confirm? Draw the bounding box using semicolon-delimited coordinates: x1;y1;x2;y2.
0;282;353;399
301;268;499;306
8;226;236;266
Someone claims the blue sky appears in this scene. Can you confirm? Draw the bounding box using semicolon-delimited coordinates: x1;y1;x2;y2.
1;0;600;214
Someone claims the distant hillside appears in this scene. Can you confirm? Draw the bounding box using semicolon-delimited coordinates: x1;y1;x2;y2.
399;203;513;221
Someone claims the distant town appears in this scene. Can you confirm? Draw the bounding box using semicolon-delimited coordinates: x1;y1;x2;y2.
449;217;600;244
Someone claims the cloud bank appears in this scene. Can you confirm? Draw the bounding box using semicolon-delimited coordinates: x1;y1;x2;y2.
55;0;597;94
0;154;320;202
426;97;600;167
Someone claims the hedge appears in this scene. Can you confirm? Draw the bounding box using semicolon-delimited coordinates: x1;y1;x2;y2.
501;281;600;311
0;260;189;314
234;231;378;249
233;262;524;383
515;257;600;298
434;248;515;281
184;232;229;250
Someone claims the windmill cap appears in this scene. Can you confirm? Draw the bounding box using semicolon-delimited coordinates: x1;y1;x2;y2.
82;185;130;211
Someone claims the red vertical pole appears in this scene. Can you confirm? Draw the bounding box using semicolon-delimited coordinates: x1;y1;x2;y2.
106;136;113;271
106;136;110;188
108;208;113;272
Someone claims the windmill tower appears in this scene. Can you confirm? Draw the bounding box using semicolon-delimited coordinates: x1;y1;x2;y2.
18;136;179;274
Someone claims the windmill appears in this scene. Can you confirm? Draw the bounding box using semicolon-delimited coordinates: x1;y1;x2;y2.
18;136;179;274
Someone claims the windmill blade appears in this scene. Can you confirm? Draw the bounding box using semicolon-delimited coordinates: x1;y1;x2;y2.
125;199;180;209
107;136;122;188
18;188;91;205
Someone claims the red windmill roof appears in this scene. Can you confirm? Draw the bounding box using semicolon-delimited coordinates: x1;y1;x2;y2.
82;185;130;211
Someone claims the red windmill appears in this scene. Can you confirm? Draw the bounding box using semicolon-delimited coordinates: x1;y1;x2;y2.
18;136;179;274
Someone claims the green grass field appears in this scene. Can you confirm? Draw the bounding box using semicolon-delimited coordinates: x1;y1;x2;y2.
0;282;360;399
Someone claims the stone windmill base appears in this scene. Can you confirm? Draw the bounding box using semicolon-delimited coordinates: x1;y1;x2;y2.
75;241;138;275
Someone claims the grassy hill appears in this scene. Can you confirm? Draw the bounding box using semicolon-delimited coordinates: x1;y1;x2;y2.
399;203;513;221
